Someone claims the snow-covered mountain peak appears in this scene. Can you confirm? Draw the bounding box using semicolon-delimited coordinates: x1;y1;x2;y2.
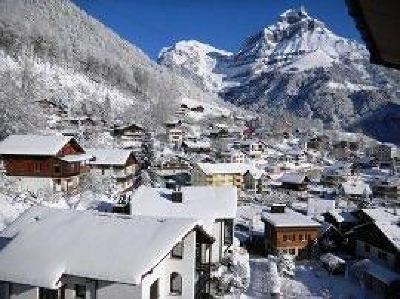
158;40;232;92
237;7;365;62
159;40;232;60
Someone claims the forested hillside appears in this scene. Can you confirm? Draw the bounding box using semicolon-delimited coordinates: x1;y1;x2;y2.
0;0;219;135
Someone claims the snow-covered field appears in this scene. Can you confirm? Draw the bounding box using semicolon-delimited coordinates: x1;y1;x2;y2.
244;258;376;298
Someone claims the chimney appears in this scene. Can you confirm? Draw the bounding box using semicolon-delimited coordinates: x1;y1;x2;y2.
171;186;183;203
271;204;286;213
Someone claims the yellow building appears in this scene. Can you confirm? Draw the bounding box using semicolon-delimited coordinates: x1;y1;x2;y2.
191;163;249;189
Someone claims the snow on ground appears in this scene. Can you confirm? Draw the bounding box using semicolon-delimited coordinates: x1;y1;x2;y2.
181;97;231;119
327;81;378;91
244;258;377;298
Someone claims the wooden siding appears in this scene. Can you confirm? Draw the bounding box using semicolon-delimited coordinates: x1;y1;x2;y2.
264;223;319;258
4;156;81;178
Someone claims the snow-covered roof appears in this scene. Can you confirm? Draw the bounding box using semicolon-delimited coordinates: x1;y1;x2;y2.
327;210;357;223
0;135;73;156
362;208;400;251
262;208;321;228
0;206;208;288
279;172;307;184
196;163;250;175
86;148;133;166
341;180;371;196
182;140;211;149
60;153;93;162
131;186;237;232
246;167;265;180
306;198;335;216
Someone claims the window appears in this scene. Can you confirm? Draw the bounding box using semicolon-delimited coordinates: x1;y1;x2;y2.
39;288;58;299
150;279;159;299
299;234;304;241
53;165;61;175
170;272;182;295
292;234;296;241
33;162;41;173
171;241;184;259
378;251;387;261
364;243;371;253
283;234;288;242
289;248;296;255
224;220;233;246
75;284;86;299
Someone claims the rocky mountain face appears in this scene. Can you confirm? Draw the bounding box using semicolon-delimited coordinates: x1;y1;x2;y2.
159;8;400;143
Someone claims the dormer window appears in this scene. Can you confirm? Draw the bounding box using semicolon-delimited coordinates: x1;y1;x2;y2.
171;241;184;259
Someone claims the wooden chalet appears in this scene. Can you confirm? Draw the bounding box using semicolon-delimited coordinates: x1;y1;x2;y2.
0;135;90;192
262;205;320;259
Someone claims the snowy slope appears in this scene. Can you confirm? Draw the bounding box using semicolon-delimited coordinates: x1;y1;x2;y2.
159;40;233;92
0;0;226;133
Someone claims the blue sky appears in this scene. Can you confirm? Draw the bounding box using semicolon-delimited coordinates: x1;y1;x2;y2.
72;0;361;60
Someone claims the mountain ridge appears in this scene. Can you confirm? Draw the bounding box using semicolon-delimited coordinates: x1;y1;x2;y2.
159;7;400;143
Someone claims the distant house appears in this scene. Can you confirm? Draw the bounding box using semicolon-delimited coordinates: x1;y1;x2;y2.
152;156;192;188
234;140;265;159
0;135;91;193
369;143;400;172
0;206;214;299
321;162;353;186
219;150;245;164
331;132;361;159
130;185;237;263
191;163;249;189
369;176;400;199
339;180;372;200
262;205;321;259
86;148;138;196
111;123;148;149
167;128;184;148
35;99;67;117
182;140;211;154
243;168;268;194
156;155;192;173
307;134;330;151
278;172;310;191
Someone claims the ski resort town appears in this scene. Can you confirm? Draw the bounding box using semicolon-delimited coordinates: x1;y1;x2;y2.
0;1;400;299
0;98;399;299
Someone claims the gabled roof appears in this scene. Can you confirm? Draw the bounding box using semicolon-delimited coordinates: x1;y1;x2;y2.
262;208;321;228
279;172;307;184
182;140;211;149
0;206;208;289
341;180;371;196
196;162;250;175
361;208;400;251
131;186;237;231
327;210;358;223
0;135;74;156
86;148;134;166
